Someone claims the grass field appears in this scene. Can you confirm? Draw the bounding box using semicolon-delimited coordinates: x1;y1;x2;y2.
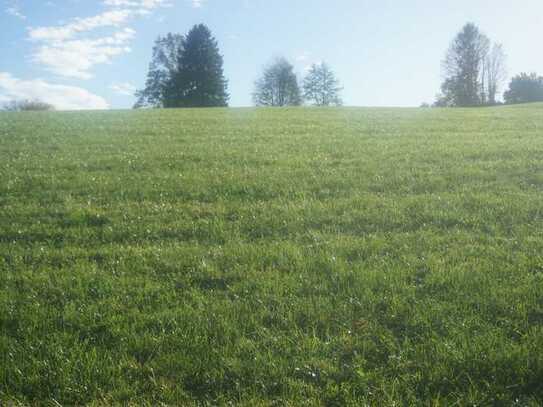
1;104;543;405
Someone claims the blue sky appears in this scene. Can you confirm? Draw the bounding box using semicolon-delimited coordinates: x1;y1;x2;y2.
1;0;542;110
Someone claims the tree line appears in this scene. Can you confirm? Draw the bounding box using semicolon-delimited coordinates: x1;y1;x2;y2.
252;58;342;107
137;23;542;109
2;100;55;112
433;22;543;107
2;22;542;111
135;24;342;109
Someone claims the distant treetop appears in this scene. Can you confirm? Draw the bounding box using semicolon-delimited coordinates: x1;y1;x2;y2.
253;58;302;107
134;33;184;109
303;62;343;107
436;22;506;107
504;73;543;104
3;99;55;111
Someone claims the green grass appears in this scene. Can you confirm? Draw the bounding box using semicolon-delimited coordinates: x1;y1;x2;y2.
1;104;542;405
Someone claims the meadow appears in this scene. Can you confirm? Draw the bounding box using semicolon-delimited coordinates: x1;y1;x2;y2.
1;104;542;405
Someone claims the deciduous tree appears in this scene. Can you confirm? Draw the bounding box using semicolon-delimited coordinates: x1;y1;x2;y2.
504;73;543;104
253;58;301;107
440;23;490;106
484;44;507;105
134;33;184;108
303;62;343;106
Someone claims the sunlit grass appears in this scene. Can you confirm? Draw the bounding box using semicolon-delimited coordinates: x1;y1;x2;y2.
1;104;542;405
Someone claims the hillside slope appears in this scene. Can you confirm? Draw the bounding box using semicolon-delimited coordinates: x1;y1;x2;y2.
1;105;542;405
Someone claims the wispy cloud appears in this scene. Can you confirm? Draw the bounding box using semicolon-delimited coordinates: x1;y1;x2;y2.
27;0;170;79
0;72;109;110
29;9;133;42
32;28;136;79
103;0;171;9
110;82;137;96
5;0;26;20
296;51;311;63
294;51;323;72
191;0;205;8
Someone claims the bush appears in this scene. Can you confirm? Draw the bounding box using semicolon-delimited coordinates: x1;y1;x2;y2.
3;99;55;112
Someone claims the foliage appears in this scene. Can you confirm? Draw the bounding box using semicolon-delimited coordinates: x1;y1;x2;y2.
303;62;343;106
439;23;506;107
441;23;489;106
433;78;458;107
1;105;543;405
164;24;229;108
134;33;184;108
253;58;302;106
3;99;55;111
135;25;228;108
504;73;543;104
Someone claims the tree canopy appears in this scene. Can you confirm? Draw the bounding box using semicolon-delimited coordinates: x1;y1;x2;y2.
503;73;543;104
437;23;506;107
303;62;343;106
134;33;184;108
134;21;543;110
135;25;228;108
253;58;302;107
165;24;229;108
439;23;489;106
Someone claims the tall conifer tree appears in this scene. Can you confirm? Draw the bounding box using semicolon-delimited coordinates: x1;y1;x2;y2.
164;24;229;107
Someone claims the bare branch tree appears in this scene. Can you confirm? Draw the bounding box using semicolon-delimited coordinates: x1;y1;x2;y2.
484;44;507;105
303;62;343;106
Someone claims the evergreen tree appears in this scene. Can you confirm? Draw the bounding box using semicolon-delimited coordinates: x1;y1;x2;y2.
164;24;229;107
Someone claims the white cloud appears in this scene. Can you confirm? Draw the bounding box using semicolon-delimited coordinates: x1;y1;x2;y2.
102;0;171;14
29;9;133;42
103;0;171;9
27;0;170;79
191;0;205;8
110;82;136;96
33;28;135;79
6;7;25;19
0;72;109;110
